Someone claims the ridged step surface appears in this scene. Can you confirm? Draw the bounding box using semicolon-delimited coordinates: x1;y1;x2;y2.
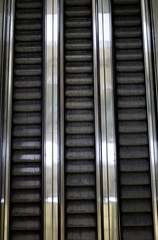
112;0;154;239
9;0;43;239
64;0;97;239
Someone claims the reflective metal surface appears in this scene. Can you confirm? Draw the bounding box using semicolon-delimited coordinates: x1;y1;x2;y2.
141;1;158;239
97;0;110;239
44;0;59;238
1;0;15;239
0;0;5;80
150;1;158;232
52;0;59;238
103;0;119;239
0;0;5;236
60;0;65;239
92;0;102;239
150;2;158;225
97;0;119;239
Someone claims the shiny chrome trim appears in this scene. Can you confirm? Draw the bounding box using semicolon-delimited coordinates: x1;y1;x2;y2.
60;0;65;239
92;1;102;239
97;0;119;239
102;0;119;239
97;0;110;239
1;0;15;239
0;0;5;76
52;0;59;238
0;0;5;236
44;0;53;237
141;1;158;239
44;0;59;238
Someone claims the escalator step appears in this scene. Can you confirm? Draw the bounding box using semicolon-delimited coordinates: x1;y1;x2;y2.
64;1;97;238
9;0;43;239
112;0;154;239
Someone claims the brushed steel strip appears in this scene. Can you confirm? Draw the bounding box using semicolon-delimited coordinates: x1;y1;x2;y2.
2;0;15;239
44;0;59;238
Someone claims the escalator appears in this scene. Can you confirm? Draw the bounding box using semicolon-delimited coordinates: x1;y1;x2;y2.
9;0;43;239
112;0;154;239
64;0;97;239
1;0;156;239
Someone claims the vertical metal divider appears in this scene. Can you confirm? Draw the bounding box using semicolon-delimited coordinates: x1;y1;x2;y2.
0;0;6;237
52;0;59;238
0;0;15;239
102;0;119;239
44;0;59;238
150;0;158;204
92;0;102;239
42;0;45;238
60;0;65;239
97;0;110;239
44;0;53;238
97;0;119;239
140;0;158;239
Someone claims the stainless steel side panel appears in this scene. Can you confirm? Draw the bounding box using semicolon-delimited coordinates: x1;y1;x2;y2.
44;0;59;239
103;0;119;238
0;0;5;80
92;0;102;239
97;0;119;239
0;0;15;239
0;2;5;236
60;0;64;239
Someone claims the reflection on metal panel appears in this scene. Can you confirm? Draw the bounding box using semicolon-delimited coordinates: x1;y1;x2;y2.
52;0;59;238
92;0;102;239
0;0;5;237
103;0;119;239
97;0;110;239
97;0;119;239
44;0;59;239
60;0;64;239
0;0;5;80
1;0;15;239
141;0;158;239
